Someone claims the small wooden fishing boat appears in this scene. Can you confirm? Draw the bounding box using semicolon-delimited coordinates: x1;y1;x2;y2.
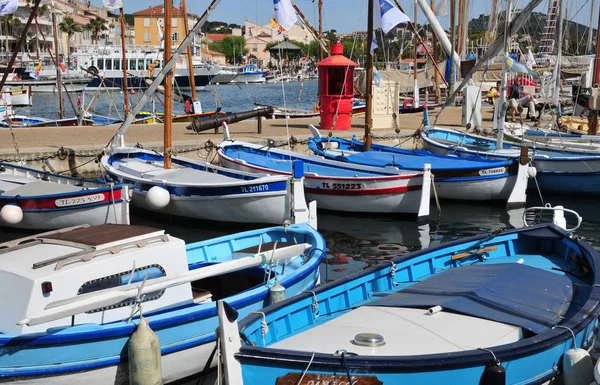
0;221;325;384
308;126;530;206
217;124;431;220
0;162;130;229
220;218;600;385
0;116;95;128
101;147;311;225
421;126;600;195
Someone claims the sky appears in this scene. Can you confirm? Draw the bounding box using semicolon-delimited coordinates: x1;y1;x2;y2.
91;0;597;34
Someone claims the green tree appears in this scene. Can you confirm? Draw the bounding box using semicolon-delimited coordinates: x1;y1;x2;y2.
209;36;248;64
58;16;81;68
1;14;21;54
84;16;108;45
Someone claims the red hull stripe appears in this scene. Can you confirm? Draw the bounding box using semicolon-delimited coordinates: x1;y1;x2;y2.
305;184;421;196
0;189;123;211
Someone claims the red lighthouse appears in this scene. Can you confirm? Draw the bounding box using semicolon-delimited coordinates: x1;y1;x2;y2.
317;42;357;130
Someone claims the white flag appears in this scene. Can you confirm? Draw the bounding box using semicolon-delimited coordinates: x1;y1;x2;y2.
102;0;123;11
273;0;297;31
526;48;536;70
370;36;378;55
0;0;18;16
373;0;411;34
434;0;448;17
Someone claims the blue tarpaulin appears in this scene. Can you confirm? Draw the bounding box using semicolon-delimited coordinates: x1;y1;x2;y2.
367;264;573;334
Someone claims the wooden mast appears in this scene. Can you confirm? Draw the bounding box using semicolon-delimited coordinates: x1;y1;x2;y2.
459;0;469;59
318;0;323;60
120;7;129;116
181;0;197;109
413;0;419;107
457;0;463;57
431;0;439;104
164;0;172;169
51;3;64;119
364;0;374;150
587;0;595;53
448;0;456;104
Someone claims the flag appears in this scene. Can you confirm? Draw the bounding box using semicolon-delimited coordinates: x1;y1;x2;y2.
157;19;164;42
0;0;17;16
360;41;365;50
526;48;536;70
148;60;159;77
373;0;410;34
434;0;448;17
273;0;297;31
101;0;123;11
370;36;378;55
399;47;403;60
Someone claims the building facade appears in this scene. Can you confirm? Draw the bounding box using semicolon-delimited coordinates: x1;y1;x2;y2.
132;5;200;52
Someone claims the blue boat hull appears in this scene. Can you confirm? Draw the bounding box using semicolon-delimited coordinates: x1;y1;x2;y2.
0;224;325;384
236;224;600;385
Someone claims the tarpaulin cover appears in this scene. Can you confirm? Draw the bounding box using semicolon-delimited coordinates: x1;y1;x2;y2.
367;263;573;334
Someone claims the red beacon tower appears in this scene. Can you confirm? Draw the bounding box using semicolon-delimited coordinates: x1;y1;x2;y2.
317;42;357;130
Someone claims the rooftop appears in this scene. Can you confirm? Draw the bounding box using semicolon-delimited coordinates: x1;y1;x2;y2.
133;5;185;16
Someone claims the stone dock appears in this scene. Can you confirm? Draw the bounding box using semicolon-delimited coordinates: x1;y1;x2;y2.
0;106;495;176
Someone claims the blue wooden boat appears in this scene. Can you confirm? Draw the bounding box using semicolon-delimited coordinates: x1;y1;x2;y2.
421;126;600;195
308;126;530;206
217;126;431;219
221;223;600;385
0;222;324;384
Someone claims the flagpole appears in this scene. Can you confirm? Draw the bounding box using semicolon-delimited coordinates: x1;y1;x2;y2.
51;2;64;119
182;0;198;110
431;0;439;104
365;0;374;151
318;0;323;60
413;0;419;107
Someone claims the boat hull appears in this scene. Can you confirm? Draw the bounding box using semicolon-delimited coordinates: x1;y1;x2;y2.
4;78;88;93
0;224;324;385
218;149;425;215
231;73;265;83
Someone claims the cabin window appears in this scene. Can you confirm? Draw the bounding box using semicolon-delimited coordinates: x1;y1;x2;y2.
137;59;145;70
146;58;153;69
105;59;112;70
78;264;166;313
114;59;121;70
129;59;136;70
97;59;104;70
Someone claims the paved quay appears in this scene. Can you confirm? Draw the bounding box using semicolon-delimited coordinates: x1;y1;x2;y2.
0;106;496;174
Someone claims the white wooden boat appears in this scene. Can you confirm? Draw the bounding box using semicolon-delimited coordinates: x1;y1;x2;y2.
0;162;130;229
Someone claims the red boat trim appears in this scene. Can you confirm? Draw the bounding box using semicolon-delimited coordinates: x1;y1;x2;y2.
0;189;123;211
305;184;421;196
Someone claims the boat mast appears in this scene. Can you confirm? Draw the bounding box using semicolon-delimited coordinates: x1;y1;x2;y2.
591;3;600;135
164;0;173;169
431;0;439;104
488;0;498;42
181;0;198;110
364;0;374;150
318;0;323;60
551;0;563;107
448;0;456;103
459;0;469;59
587;0;595;53
120;7;129;116
495;0;513;149
51;2;64;119
413;0;419;107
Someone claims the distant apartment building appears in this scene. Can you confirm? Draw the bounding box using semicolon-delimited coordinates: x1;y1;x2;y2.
132;5;201;52
242;20;315;65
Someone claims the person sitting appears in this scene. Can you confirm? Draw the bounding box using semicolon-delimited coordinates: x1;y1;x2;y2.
507;78;539;122
486;87;500;105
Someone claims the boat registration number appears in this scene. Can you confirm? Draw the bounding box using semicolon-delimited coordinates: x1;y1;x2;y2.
55;193;105;207
241;184;270;193
276;373;382;385
479;167;506;176
322;182;365;190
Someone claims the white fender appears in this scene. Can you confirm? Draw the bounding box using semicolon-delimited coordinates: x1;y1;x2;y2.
0;204;23;225
418;164;431;221
128;317;162;385
552;205;567;230
563;348;594;385
146;186;170;210
222;122;231;141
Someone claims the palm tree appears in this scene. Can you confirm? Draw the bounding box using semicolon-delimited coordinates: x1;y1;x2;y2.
1;14;21;56
58;16;81;68
84;16;108;45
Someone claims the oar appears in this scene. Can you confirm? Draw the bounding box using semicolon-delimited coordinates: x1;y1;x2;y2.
451;246;498;261
18;243;310;326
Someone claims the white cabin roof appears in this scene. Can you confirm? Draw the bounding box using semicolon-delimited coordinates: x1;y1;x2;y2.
0;225;192;334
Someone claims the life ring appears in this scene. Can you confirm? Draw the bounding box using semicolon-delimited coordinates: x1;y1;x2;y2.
88;66;99;76
313;102;319;113
177;57;183;64
403;97;413;110
11;75;19;81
